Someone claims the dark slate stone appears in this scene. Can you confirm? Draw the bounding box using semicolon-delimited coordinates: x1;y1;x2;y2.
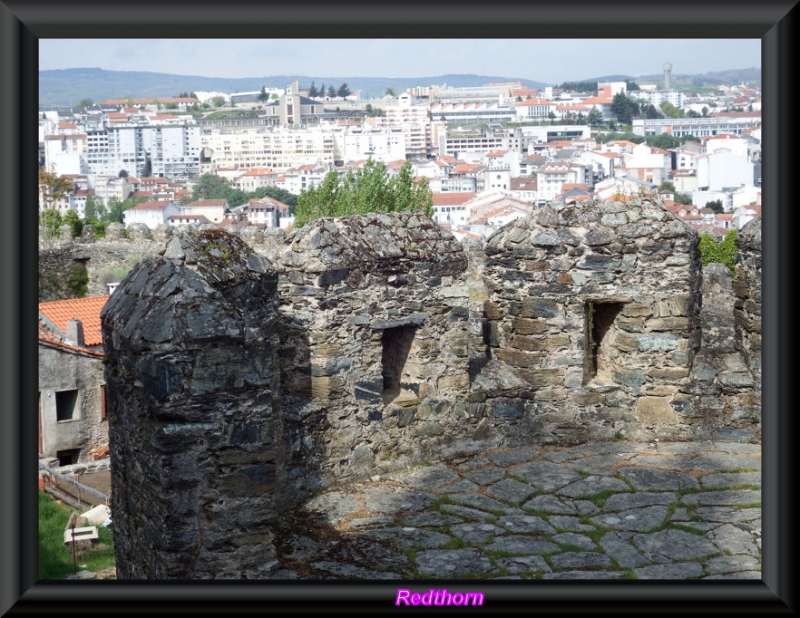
483;321;501;347
577;254;620;271
584;229;616;246
137;355;184;401
448;306;469;321
372;314;426;329
186;303;244;340
488;398;525;419
355;380;383;401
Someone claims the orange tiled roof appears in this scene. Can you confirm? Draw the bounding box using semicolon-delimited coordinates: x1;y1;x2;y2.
432;192;477;206
39;295;110;348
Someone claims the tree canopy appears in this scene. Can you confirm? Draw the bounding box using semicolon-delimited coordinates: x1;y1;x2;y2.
698;229;738;274
293;159;433;228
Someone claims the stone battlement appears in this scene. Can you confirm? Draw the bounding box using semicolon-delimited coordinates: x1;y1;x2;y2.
94;200;760;579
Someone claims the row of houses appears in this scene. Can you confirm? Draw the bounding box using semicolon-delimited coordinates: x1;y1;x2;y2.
122;196;292;230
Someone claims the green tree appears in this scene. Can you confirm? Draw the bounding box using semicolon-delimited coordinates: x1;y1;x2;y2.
337;83;351;98
192;173;230;200
659;181;676;192
674;192;693;205
63;210;83;238
327;85;337;98
212;96;225;108
118;169;129;178
698;229;738;274
611;93;640;125
76;98;93;107
645;134;682;150
39;209;62;241
385;87;396;97
257;86;269;102
705;199;724;214
308;82;318;98
84;195;107;222
39;171;72;245
557;81;597;93
586;107;604;127
660;101;685;118
294;160;433;227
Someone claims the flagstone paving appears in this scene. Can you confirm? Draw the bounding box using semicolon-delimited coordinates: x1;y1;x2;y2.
271;440;762;580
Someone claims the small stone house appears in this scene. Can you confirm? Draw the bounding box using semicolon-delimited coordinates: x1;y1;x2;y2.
38;295;110;464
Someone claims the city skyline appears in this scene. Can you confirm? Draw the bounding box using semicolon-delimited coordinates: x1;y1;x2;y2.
39;39;761;86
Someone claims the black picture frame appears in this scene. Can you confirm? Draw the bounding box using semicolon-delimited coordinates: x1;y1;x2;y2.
2;2;795;614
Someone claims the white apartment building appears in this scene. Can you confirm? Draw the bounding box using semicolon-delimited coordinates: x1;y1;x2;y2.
342;127;406;163
381;92;432;157
632;90;686;109
278;164;331;195
696;150;754;192
199;127;336;174
702;133;750;159
632;114;762;138
536;161;584;203
43;134;89;176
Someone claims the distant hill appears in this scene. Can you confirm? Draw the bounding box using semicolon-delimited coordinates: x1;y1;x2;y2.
38;68;546;108
39;67;761;108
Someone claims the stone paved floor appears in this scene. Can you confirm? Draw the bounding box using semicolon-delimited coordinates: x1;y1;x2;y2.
271;440;761;580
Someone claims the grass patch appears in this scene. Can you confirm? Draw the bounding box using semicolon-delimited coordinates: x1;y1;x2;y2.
666;522;706;536
556;543;595;553
439;536;466;550
522;508;552;519
39;492;115;580
483;549;515;559
736;502;761;509
584;489;622;508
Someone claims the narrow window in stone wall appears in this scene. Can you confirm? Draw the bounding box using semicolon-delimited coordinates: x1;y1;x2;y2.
55;389;80;421
584;301;625;385
100;385;107;421
381;325;416;401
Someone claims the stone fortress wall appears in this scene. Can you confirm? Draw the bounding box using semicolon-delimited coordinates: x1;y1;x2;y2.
45;199;762;578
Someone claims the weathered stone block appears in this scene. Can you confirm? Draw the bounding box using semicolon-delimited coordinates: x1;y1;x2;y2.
649;367;690;381
516;368;564;388
646;317;691;332
569;391;605;406
621;303;652;318
634;397;678;425
513;317;549;335
488;398;526;418
494;348;544;369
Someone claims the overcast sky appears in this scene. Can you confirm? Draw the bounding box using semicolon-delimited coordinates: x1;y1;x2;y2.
39;39;761;84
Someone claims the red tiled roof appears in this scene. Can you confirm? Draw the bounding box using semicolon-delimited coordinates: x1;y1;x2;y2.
432;192;477;206
39;295;110;348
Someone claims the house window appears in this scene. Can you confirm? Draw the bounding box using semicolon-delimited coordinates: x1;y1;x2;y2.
56;449;80;466
584;301;625;384
56;389;80;421
381;325;416;400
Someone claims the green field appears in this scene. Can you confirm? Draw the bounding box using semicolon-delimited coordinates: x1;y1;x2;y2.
38;491;115;580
